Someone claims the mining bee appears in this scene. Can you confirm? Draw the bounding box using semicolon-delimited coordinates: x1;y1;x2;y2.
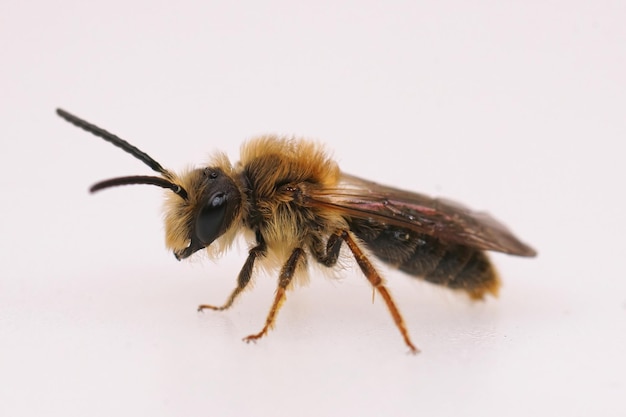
57;108;536;353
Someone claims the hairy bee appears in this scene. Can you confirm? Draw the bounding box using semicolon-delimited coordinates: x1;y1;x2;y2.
57;109;536;353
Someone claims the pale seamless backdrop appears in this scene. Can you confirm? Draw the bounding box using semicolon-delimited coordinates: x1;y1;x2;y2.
1;1;625;416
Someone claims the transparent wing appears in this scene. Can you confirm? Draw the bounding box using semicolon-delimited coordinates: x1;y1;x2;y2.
306;173;536;257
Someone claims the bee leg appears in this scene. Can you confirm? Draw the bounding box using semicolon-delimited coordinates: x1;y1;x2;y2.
243;247;306;343
310;232;343;266
340;230;419;354
198;233;266;312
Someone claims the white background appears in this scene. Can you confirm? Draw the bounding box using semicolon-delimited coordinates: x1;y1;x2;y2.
1;1;625;416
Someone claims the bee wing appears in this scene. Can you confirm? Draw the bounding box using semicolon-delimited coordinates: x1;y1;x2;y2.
307;173;536;257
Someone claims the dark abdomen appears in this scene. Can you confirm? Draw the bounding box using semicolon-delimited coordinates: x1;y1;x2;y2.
349;218;500;299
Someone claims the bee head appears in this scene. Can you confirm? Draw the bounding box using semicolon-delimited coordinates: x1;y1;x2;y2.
164;165;243;260
56;109;243;260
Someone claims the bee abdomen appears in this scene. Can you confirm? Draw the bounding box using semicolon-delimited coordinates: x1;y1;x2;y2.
349;220;500;299
402;241;499;299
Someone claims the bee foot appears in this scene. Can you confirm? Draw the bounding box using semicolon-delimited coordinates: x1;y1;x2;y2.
197;304;220;312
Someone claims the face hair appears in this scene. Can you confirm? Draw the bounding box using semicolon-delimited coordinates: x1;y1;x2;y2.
56;109;188;200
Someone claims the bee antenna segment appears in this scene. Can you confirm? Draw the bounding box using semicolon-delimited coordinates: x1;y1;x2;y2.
90;175;188;200
56;108;175;179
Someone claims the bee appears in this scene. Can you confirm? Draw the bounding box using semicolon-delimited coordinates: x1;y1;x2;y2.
57;108;536;353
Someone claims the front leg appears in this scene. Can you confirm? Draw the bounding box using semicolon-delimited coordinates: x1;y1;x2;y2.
198;232;266;312
243;247;306;343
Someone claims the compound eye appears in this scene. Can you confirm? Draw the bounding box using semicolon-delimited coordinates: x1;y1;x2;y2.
196;192;227;244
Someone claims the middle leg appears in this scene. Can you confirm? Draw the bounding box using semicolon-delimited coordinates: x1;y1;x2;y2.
243;247;306;343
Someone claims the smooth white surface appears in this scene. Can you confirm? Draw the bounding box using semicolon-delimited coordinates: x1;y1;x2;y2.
1;1;625;416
